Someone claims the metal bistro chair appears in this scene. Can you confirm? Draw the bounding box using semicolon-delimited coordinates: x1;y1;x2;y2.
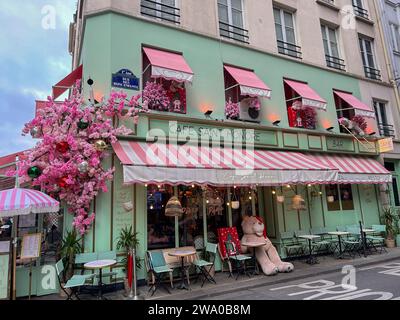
224;240;252;280
309;227;332;254
55;259;89;300
280;231;304;258
343;227;362;259
368;225;387;254
146;251;173;296
193;243;218;287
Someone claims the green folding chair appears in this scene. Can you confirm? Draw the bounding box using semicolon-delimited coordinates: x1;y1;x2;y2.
368;225;387;253
55;259;89;300
193;243;218;287
146;251;173;296
280;231;304;258
224;240;252;280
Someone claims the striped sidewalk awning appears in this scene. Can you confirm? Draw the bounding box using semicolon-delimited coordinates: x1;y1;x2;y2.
112;141;338;186
0;188;59;217
309;154;391;184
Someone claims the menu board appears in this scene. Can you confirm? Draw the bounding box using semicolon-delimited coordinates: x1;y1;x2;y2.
0;241;10;300
20;233;42;260
0;241;10;254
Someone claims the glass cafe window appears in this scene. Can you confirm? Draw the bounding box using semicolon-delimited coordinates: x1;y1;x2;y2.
326;184;354;211
147;185;176;249
231;187;259;239
178;186;204;248
205;187;228;244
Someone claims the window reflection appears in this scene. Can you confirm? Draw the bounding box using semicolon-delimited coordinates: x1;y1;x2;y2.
147;185;175;249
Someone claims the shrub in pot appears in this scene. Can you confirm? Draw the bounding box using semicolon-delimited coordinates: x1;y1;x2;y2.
382;207;399;248
59;230;82;296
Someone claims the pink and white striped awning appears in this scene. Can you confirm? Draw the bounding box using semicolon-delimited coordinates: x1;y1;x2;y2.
284;79;327;110
0;188;60;217
224;66;272;98
333;90;375;119
310;154;391;184
112;141;338;186
143;47;194;83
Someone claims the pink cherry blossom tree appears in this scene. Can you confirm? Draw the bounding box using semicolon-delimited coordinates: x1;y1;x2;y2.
10;81;147;234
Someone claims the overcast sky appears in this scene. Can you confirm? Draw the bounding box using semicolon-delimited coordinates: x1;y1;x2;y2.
0;1;77;157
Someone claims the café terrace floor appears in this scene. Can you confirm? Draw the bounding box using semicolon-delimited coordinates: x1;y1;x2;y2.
30;248;400;301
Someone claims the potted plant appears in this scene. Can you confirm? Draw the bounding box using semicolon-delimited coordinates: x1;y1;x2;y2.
116;226;140;294
382;207;399;248
59;229;82;297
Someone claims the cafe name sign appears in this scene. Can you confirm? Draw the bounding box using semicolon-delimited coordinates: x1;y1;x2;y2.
378;138;394;153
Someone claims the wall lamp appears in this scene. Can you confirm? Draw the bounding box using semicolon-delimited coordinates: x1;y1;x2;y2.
272;120;281;126
369;132;377;136
326;127;335;132
204;110;213;118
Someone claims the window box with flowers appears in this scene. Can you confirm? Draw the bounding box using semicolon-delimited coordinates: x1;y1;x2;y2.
142;47;193;114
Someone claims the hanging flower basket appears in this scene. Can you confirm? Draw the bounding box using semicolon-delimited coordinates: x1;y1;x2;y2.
142;81;170;111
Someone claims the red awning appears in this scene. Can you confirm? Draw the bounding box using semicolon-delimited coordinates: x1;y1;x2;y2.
224;66;271;98
284;79;327;110
0;151;27;190
143;47;194;83
310;154;391;184
52;65;83;100
333;90;375;119
112;141;338;186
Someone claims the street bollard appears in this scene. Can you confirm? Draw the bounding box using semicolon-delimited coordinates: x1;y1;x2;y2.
125;248;144;300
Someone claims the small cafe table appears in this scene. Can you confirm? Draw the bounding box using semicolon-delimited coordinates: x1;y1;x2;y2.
241;242;266;275
168;249;196;290
328;231;350;259
298;235;321;265
84;259;117;300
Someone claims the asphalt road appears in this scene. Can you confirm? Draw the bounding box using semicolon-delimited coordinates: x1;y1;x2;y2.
203;260;400;300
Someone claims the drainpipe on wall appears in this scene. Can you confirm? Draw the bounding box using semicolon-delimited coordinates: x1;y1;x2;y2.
371;0;397;208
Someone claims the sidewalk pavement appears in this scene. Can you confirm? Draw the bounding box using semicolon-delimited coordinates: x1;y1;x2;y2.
149;247;400;300
29;248;400;300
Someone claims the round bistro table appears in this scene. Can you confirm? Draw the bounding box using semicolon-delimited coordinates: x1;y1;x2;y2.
241;242;266;275
168;249;196;290
84;259;117;300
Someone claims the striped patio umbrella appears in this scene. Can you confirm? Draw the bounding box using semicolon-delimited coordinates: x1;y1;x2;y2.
0;188;59;218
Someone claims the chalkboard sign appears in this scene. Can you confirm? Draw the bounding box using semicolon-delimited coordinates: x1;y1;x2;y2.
21;233;42;260
0;241;10;300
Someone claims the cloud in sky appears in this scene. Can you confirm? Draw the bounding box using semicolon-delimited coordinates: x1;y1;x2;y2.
0;0;77;157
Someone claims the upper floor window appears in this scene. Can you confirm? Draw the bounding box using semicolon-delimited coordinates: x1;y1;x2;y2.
352;0;369;19
218;0;249;44
390;23;400;53
140;0;180;24
373;100;395;137
321;24;345;71
359;36;381;80
142;47;194;114
273;8;302;59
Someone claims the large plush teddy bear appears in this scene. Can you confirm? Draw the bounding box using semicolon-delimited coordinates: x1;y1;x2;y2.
241;216;294;275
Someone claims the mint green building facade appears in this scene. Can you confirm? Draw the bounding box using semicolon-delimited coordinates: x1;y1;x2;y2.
63;12;390;282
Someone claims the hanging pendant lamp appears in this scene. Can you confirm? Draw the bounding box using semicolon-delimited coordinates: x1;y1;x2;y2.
165;196;183;217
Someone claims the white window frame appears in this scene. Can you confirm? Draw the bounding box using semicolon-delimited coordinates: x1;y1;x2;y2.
274;7;298;56
359;36;379;78
390;22;400;53
321;24;339;57
217;0;246;40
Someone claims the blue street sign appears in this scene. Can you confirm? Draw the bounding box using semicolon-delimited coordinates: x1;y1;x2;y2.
112;69;140;90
